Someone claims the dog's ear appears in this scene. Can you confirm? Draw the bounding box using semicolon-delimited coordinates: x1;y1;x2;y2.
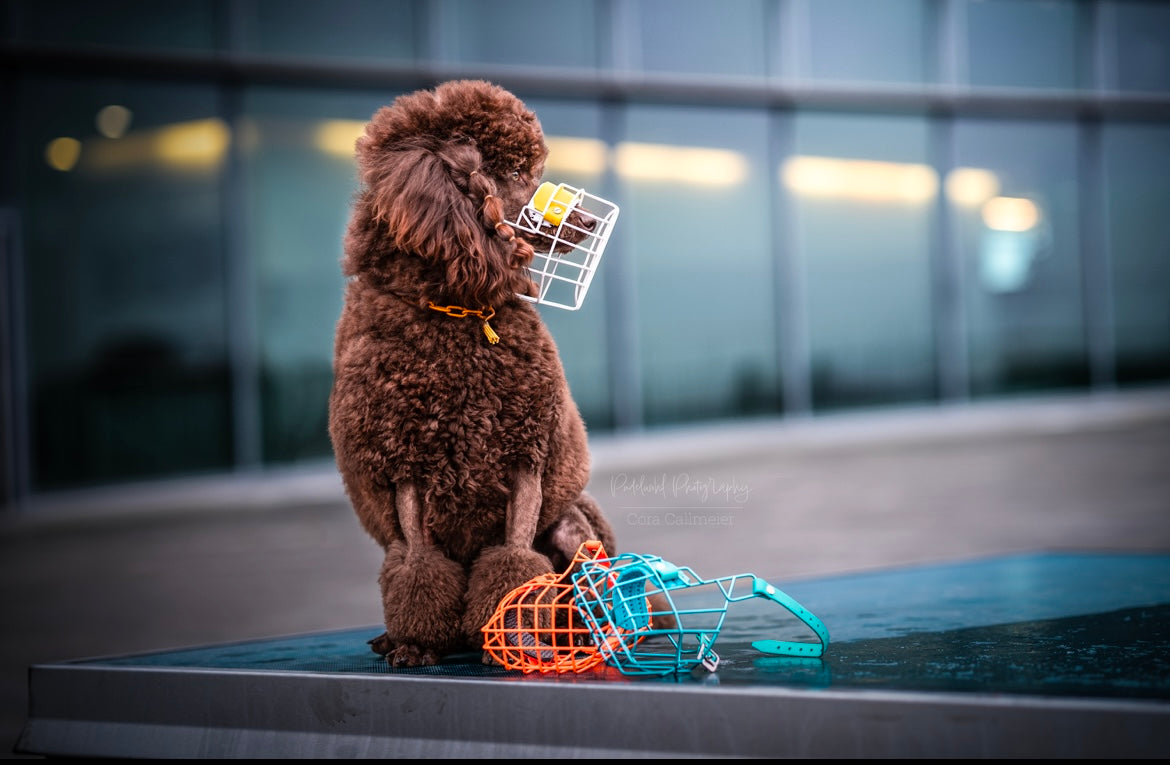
360;140;467;263
358;134;536;305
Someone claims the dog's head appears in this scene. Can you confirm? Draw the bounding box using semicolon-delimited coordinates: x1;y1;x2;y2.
352;79;567;307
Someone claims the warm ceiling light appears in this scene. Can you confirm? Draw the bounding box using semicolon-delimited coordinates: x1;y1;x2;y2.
615;142;748;187
45;137;82;172
946;167;1000;206
315;120;366;159
981;196;1040;232
544;136;607;176
154;119;230;167
96;105;133;139
782;155;938;203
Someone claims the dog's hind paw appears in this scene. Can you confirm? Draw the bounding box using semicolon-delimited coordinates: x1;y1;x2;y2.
387;644;440;668
368;632;394;656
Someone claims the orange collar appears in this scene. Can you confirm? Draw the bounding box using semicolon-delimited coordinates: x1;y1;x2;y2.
427;302;500;345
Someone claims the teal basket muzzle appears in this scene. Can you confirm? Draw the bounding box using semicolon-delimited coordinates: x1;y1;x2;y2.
570;553;829;676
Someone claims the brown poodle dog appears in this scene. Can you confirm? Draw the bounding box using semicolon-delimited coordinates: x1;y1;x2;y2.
328;80;622;668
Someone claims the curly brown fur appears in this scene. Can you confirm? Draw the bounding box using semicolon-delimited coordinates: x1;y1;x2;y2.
328;80;627;667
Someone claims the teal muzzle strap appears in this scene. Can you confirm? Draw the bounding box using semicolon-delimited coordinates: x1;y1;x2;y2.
748;576;830;658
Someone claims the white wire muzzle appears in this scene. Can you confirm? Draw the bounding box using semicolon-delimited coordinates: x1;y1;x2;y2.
511;182;619;311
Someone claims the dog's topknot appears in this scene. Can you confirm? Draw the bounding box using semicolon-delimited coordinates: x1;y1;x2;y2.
356;79;548;187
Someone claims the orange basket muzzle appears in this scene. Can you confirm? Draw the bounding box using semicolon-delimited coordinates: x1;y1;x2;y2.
482;540;640;673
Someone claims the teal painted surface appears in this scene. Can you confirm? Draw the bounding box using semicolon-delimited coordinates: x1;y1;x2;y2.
87;553;1170;700
770;551;1170;643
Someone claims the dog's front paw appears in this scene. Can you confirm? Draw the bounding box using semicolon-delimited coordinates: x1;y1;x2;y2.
378;541;468;660
462;545;554;645
387;644;440;668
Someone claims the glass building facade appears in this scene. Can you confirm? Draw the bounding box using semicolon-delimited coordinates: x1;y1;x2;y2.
2;0;1168;501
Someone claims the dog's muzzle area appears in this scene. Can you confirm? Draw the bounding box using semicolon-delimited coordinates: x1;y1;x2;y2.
510;182;619;311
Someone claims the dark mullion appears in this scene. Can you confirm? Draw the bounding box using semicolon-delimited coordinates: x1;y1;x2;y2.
0;209;31;511
217;0;262;469
599;0;642;432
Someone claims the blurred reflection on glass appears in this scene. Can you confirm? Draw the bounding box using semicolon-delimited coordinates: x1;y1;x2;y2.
620;105;779;424
1106;0;1170;93
789;112;936;410
236;0;417;61
965;0;1084;90
628;0;768;77
796;0;930;85
18;77;231;489
953;120;1088;396
242;88;389;464
977;196;1050;295
438;0;599;70
1104;123;1170;384
523;100;613;431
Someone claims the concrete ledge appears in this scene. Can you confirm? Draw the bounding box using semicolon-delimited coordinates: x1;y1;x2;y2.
16;662;1170;759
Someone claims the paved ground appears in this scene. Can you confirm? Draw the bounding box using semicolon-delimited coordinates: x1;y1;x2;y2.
3;387;1170;758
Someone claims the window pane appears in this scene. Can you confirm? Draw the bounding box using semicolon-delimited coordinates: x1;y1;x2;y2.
1104;123;1170;384
952;119;1087;395
802;0;930;85
1109;0;1170;93
439;0;599;69
17;76;231;489
242;88;388;464
789;112;937;410
522;99;613;430
965;0;1083;90
632;0;767;77
5;0;217;51
236;0;417;60
621;104;779;424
